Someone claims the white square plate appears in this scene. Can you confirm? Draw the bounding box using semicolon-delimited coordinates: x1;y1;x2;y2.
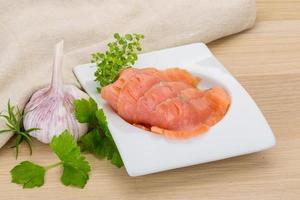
73;43;276;176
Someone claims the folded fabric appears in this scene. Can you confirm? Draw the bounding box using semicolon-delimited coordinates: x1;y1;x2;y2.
0;0;256;148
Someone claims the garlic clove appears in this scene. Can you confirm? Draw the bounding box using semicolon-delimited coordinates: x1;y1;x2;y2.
23;40;89;144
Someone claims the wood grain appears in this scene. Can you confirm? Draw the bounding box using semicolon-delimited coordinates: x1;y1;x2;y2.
1;1;300;199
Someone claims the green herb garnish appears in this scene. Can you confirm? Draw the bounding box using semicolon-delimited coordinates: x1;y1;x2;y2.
10;130;91;188
10;161;46;188
0;100;38;158
92;33;144;88
74;98;123;168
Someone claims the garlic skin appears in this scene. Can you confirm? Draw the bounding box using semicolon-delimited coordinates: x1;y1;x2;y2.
23;41;88;143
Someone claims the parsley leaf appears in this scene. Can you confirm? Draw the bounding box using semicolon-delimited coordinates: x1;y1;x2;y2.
95;109;113;141
10;161;45;188
74;98;97;124
80;129;123;168
10;130;91;189
92;33;144;88
74;98;123;168
50;130;81;160
79;129;102;155
50;130;91;188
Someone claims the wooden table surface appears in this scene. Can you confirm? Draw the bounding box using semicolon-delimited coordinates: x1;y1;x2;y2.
1;1;299;199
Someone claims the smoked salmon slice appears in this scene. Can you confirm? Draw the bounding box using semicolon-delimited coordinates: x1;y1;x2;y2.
101;67;230;139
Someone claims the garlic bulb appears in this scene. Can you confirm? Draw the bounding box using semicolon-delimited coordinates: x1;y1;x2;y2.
23;40;88;143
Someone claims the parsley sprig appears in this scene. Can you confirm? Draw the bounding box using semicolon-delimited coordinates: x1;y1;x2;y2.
10;130;91;188
0;100;38;158
92;33;144;88
74;98;123;168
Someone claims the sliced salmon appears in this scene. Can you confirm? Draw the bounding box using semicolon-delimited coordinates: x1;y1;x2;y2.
101;68;138;111
150;87;230;138
162;68;200;87
101;67;230;139
151;123;209;139
101;67;200;112
202;87;231;126
117;71;162;123
136;82;192;125
142;67;200;87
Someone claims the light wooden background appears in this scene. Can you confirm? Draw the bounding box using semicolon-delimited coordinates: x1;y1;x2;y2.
0;1;299;199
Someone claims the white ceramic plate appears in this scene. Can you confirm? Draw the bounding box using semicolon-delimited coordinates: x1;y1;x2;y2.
73;43;276;176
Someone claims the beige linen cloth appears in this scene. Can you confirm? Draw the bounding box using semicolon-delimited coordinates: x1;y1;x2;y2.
0;0;256;148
